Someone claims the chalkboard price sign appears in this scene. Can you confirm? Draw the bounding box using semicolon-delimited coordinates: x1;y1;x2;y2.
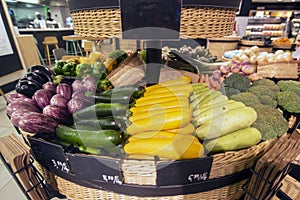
67;154;123;184
156;157;213;186
28;137;71;174
120;0;182;40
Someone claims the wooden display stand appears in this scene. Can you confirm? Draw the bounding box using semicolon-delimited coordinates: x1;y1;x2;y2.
16;35;41;70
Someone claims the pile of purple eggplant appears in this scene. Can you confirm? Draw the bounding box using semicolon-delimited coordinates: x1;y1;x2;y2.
7;65;96;135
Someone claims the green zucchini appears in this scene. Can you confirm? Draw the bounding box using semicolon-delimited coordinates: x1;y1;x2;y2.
196;107;257;140
85;92;133;104
56;125;121;148
204;127;262;153
103;85;145;98
75;116;119;130
73;103;128;119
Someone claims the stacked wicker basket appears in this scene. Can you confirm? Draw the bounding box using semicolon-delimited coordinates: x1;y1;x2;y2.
28;0;291;199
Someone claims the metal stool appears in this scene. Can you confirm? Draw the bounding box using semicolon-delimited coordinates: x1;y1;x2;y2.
42;36;59;65
62;35;83;56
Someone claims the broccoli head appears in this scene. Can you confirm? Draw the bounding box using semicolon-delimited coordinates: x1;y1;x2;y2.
248;85;279;100
252;79;277;87
223;73;251;92
276;80;300;96
277;80;300;91
251;104;288;141
257;95;277;108
277;91;300;113
224;87;240;98
230;92;261;107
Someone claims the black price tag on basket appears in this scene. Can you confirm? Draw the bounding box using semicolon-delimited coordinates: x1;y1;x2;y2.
67;154;123;185
28;137;71;174
120;0;182;40
156;157;213;186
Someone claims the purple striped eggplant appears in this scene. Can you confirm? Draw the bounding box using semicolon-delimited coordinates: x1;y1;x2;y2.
6;101;40;117
50;94;68;108
18;112;58;134
42;82;57;95
43;105;73;125
56;83;72;101
33;89;52;109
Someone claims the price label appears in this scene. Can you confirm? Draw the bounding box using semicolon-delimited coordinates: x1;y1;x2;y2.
28;137;70;174
51;159;70;173
156;157;212;186
67;154;123;184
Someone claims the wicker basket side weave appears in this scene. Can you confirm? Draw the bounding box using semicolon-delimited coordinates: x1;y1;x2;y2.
210;140;274;179
55;175;247;200
71;7;237;39
180;7;237;39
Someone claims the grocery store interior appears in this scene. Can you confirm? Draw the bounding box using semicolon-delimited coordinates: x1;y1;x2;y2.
0;0;300;199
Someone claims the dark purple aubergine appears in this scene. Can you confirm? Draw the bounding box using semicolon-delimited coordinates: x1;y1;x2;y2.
15;78;42;98
43;105;73;125
6;101;41;117
60;76;76;86
33;89;52;109
43;82;57;95
18;112;58;134
50;94;68;108
7;93;27;103
10;110;32;127
25;72;47;85
67;98;85;114
28;65;53;78
72;80;86;92
56;83;72;101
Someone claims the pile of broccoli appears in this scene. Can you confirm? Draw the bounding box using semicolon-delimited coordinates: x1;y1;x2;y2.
277;80;300;113
251;104;288;141
222;74;251;97
229;78;289;141
247;79;280;108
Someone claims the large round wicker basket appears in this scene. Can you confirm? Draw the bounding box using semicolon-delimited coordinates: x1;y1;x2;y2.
32;139;274;200
69;0;240;39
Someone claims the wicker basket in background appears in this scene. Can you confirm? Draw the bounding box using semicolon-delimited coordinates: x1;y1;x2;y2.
207;36;241;60
71;7;237;39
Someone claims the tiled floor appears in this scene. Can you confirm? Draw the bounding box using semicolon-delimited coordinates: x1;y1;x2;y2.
0;91;28;199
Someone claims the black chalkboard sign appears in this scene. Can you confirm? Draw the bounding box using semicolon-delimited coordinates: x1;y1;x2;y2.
120;0;182;40
28;137;71;174
156;157;213;186
0;1;23;77
67;154;123;185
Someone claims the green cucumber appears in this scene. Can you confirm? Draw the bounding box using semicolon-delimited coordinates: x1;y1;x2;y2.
56;125;121;148
73;103;128;119
75;116;119;130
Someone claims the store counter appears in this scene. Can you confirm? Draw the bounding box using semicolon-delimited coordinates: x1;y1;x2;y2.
18;28;75;60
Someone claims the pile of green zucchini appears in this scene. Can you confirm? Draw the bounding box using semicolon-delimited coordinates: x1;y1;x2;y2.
55;85;145;156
